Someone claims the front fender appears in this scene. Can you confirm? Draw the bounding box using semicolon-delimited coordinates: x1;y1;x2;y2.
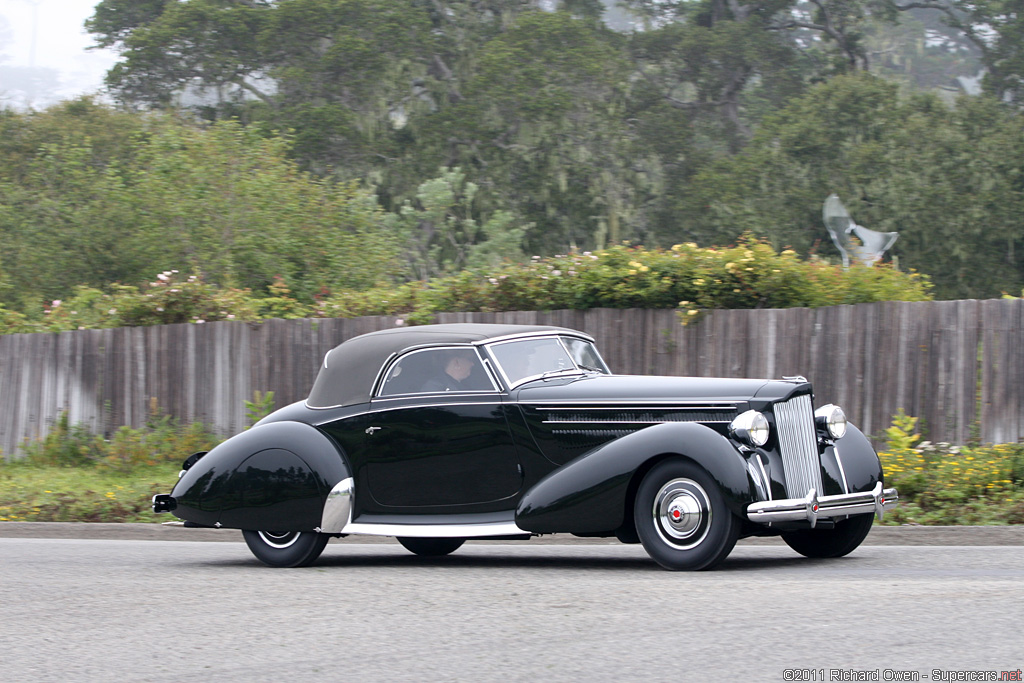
170;421;350;531
832;423;884;493
515;422;756;535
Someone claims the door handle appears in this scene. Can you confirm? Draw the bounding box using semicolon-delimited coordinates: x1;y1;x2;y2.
365;426;383;435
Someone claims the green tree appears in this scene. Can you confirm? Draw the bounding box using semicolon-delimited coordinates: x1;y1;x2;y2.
387;167;526;281
0;107;399;311
676;74;1024;298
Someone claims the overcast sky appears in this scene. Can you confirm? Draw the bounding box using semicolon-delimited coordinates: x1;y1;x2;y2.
0;0;118;109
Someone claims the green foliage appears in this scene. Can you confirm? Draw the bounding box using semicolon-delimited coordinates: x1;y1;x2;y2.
245;390;276;428
0;237;931;334
879;412;1024;525
20;412;106;468
679;74;1024;299
386;167;527;280
17;408;220;474
0;111;400;315
317;236;932;323
884;409;921;451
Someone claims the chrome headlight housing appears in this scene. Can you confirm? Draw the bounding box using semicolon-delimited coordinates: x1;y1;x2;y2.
815;404;847;439
730;410;770;447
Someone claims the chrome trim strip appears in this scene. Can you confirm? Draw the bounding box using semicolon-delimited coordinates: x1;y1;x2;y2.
479;330;596;346
539;403;742;409
746;482;899;525
527;400;744;407
756;454;772;501
341;521;527;538
372;392;502;402
833;444;850;494
319;477;354;534
542;419;733;425
369;400;505;412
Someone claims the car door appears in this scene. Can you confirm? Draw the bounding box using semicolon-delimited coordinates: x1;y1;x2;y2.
361;347;523;509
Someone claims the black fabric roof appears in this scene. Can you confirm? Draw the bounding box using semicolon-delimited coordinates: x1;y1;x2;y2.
306;323;585;408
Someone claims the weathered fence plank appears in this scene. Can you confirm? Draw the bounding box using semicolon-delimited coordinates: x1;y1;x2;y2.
2;300;1024;459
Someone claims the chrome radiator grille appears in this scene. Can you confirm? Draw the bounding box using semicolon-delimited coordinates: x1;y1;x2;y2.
774;394;823;497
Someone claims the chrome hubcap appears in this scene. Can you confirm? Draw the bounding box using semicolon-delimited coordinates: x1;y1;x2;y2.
652;478;712;549
258;530;300;549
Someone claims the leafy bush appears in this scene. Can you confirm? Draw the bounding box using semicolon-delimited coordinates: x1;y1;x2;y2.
18;409;221;473
1;237;933;335
879;412;1024;525
317;236;933;324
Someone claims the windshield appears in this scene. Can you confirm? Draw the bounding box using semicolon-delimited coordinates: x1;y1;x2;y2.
488;336;609;387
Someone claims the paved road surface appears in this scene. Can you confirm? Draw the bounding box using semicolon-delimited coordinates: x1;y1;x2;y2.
1;536;1021;682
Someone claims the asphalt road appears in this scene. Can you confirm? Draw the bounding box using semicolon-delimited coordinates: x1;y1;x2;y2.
1;533;1022;682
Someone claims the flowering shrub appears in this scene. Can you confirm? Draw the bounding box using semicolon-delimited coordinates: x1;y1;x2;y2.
1;238;932;335
316;237;932;323
878;412;1024;525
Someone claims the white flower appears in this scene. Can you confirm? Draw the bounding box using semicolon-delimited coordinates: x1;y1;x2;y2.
157;273;169;282
108;309;117;315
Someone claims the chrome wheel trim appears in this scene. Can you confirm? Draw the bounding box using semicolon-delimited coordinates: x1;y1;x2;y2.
652;478;712;550
258;530;301;549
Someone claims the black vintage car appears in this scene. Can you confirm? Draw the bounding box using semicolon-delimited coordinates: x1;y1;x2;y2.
153;323;897;570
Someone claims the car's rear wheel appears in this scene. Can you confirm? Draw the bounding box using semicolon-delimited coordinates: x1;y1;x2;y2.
241;529;329;568
397;537;465;557
781;513;874;558
634;459;739;571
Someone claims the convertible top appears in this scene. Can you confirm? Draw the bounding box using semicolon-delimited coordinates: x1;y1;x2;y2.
306;323;590;408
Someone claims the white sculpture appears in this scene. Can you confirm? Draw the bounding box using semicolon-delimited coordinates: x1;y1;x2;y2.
822;194;898;268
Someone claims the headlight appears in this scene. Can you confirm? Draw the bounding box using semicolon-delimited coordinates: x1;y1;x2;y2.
815;404;847;439
730;410;770;447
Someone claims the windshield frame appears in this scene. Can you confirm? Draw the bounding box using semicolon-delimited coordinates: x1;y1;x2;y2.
484;335;610;390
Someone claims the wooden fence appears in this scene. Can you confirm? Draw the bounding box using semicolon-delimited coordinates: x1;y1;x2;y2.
1;299;1022;459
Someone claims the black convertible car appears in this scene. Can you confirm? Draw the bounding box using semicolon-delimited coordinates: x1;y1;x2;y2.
153;323;897;570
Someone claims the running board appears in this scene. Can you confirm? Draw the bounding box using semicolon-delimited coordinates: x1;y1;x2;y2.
339;521;527;538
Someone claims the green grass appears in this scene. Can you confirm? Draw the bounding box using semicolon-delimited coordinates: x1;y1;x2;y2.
0;461;181;523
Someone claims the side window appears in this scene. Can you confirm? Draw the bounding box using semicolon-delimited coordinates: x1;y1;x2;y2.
378;348;495;396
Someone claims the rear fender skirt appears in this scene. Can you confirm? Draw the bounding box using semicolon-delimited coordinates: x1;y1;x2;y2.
831;423;884;493
515;422;756;535
170;421;350;530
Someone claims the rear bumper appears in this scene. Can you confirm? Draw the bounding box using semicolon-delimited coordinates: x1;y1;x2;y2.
152;494;176;513
746;482;898;527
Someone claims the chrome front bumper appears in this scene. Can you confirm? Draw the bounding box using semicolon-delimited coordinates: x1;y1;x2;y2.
746;482;898;527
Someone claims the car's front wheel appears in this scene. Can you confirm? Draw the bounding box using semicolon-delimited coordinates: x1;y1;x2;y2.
241;529;330;568
781;513;874;558
397;537;465;557
634;459;739;571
